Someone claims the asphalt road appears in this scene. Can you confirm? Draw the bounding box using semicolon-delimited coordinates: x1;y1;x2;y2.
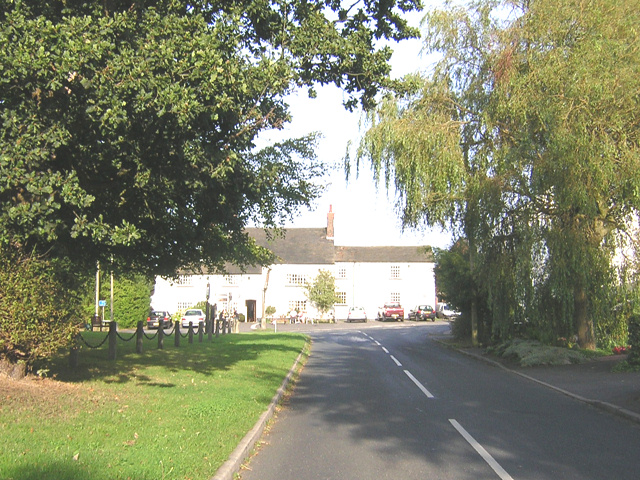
240;322;640;480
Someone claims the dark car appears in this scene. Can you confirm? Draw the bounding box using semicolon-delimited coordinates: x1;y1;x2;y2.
147;310;172;329
408;304;436;321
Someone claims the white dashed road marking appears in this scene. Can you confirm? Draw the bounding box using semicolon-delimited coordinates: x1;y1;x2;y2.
390;355;402;367
404;370;435;398
449;419;514;480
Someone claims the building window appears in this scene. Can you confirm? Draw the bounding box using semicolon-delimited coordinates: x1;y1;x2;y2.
390;265;401;279
336;291;347;305
337;268;347;279
288;300;307;312
176;275;193;286
177;301;193;311
390;292;401;304
224;275;237;285
287;273;307;285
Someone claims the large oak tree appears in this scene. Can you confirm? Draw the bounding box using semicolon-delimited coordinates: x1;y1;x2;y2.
0;0;421;276
0;0;420;367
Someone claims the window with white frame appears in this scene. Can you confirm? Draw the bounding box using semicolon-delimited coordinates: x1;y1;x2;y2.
337;267;347;279
176;275;193;286
390;265;401;279
336;291;347;304
286;273;307;285
288;300;307;311
390;292;401;304
224;275;237;285
177;301;193;311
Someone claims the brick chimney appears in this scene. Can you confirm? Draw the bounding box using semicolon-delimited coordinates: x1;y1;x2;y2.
327;205;335;239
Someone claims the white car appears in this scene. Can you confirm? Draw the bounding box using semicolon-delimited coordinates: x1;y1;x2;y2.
436;303;460;319
347;306;367;323
181;308;206;328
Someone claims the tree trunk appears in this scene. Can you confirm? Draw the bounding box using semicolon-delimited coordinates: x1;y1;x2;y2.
574;282;595;350
469;235;479;347
0;359;27;379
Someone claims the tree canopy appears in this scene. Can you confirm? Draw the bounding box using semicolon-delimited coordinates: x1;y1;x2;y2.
306;269;340;316
357;0;640;348
0;0;421;276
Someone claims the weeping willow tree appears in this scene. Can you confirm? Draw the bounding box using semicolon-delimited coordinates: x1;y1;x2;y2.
491;0;640;348
355;1;516;346
357;0;640;348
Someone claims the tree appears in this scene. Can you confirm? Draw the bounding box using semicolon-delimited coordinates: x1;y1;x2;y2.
355;0;504;345
0;0;421;277
306;270;341;318
356;0;640;349
0;0;421;366
490;0;640;348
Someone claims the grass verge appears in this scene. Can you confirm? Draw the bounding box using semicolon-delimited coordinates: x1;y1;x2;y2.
0;331;308;480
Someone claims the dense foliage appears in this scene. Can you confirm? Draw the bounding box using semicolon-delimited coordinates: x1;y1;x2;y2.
81;273;154;329
0;0;420;276
358;0;640;348
0;244;81;369
305;269;341;316
0;0;420;365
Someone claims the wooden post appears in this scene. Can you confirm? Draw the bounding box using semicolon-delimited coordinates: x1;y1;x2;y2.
136;321;144;354
108;321;117;361
174;321;180;347
188;322;194;344
158;323;164;350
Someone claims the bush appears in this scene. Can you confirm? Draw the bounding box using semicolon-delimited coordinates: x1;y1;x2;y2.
493;339;588;366
0;245;82;372
627;315;640;366
81;274;153;329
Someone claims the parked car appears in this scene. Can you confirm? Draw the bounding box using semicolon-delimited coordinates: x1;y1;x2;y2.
147;310;172;329
347;306;367;323
181;308;206;328
378;303;404;321
408;305;436;321
436;303;460;319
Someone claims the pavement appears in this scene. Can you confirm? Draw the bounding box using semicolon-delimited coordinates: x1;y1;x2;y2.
456;346;640;424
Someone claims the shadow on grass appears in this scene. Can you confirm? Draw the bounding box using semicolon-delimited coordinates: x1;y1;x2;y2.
5;461;89;480
47;331;305;386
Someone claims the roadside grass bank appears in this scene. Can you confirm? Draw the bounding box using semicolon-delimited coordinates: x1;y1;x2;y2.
438;337;609;367
0;331;309;480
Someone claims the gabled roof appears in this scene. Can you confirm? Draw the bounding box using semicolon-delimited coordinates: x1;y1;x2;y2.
247;228;335;265
335;246;434;263
221;228;433;274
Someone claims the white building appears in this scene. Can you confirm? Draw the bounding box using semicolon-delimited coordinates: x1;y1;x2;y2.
151;208;437;321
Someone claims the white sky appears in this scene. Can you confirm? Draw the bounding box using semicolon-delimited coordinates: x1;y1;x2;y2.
269;11;454;249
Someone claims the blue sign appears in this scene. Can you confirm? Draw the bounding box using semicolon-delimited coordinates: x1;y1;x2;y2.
98;300;107;307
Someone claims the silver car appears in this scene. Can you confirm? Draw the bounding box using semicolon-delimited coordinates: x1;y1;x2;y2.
181;308;206;328
346;306;367;323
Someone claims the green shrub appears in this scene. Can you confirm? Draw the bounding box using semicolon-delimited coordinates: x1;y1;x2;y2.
627;314;640;366
0;245;81;371
81;274;153;329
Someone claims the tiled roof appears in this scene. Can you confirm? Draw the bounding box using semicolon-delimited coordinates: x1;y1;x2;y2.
335;246;434;263
247;228;335;265
221;228;434;273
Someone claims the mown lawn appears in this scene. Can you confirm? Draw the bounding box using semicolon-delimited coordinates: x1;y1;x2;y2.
0;331;308;480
